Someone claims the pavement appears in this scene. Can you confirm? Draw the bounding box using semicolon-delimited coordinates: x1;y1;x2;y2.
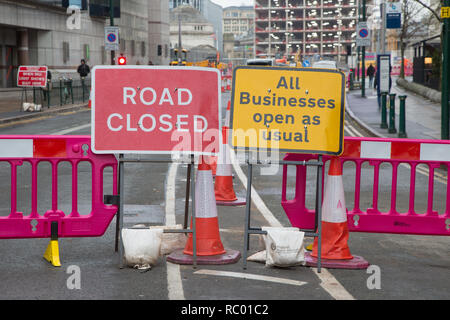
0;88;89;125
346;76;444;140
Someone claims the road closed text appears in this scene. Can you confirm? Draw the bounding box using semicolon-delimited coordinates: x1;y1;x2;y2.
105;87;208;133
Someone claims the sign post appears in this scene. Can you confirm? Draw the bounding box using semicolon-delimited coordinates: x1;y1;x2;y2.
17;66;47;88
231;66;345;273
92;66;221;268
231;67;345;155
104;26;120;52
386;2;402;29
91;66;221;155
17;65;48;110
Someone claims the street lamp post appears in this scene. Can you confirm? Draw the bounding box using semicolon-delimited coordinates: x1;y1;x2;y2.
361;0;366;98
110;0;115;65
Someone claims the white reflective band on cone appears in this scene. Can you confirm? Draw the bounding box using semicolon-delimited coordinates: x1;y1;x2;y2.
322;175;347;223
216;142;232;176
195;169;218;219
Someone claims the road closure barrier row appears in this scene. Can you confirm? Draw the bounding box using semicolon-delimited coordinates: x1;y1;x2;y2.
282;136;450;236
0;135;118;239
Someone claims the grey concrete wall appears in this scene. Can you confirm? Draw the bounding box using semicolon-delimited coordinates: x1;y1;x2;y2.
148;0;170;65
115;0;149;65
203;0;222;54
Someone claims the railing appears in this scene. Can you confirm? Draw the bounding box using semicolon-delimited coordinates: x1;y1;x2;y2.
0;135;118;239
282;137;450;236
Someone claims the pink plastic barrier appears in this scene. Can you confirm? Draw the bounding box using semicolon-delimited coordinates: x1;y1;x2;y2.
0;135;118;239
282;137;450;236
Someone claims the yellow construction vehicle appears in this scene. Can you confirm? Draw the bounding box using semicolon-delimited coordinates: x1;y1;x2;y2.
170;48;188;66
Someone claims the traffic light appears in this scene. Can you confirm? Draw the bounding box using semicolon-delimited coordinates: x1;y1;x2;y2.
118;55;126;65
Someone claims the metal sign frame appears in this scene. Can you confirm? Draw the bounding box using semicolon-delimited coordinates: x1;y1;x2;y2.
241;153;324;273
376;54;391;96
111;154;199;268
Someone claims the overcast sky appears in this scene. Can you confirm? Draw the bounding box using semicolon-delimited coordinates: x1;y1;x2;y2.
211;0;254;8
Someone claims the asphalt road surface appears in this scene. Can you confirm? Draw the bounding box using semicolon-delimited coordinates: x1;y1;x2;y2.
0;92;448;302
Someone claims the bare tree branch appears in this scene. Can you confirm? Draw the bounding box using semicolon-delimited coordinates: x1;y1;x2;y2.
411;0;442;23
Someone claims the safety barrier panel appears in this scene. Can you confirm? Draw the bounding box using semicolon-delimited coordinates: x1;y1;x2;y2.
282;136;450;236
0;135;118;239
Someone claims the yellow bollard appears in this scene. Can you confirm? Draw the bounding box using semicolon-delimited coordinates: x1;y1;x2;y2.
43;240;61;267
43;221;61;267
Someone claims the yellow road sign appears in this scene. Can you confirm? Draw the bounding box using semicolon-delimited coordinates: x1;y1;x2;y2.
442;7;450;18
230;66;345;155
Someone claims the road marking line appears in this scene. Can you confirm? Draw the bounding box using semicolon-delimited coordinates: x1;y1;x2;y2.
165;163;185;300
228;145;282;228
311;268;355;300
228;145;354;300
167;261;185;300
194;269;307;287
52;123;91;135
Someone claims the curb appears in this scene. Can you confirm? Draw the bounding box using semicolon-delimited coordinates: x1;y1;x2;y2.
396;77;441;104
345;94;386;138
0;103;89;125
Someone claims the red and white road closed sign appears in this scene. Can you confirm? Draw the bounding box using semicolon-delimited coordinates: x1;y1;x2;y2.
91;66;221;155
17;66;48;87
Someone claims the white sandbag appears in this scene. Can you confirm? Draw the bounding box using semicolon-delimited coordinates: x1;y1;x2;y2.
247;250;266;263
122;228;163;269
22;102;32;112
261;227;306;268
149;224;187;255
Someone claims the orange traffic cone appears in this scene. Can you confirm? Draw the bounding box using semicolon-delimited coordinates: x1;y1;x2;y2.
215;127;246;206
210;100;231;177
166;156;241;264
305;157;369;269
88;91;92;109
184;158;225;256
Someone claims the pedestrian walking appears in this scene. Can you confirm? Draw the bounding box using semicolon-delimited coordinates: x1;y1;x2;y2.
77;59;90;101
77;59;90;79
367;64;375;88
42;66;52;103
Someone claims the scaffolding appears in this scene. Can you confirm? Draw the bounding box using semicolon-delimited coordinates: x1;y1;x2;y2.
254;0;358;62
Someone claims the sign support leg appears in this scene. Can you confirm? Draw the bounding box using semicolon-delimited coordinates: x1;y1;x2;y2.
183;161;192;231
243;154;253;270
316;155;323;273
190;154;197;268
118;154;125;268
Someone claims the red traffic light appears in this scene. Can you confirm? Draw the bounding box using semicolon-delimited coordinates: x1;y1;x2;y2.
118;56;126;65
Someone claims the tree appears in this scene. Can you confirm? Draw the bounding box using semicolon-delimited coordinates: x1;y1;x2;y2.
398;0;430;78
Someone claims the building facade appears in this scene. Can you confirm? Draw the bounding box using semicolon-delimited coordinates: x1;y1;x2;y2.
169;5;215;51
148;0;170;65
169;0;223;54
223;6;254;37
254;0;358;62
0;0;169;88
